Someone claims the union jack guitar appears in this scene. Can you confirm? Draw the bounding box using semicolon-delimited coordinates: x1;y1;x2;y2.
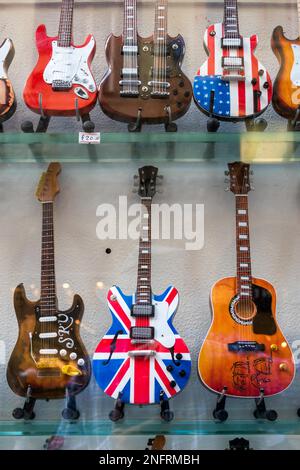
193;0;272;128
93;166;191;421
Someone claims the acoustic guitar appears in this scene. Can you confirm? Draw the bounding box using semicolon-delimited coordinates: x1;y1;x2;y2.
99;0;192;129
7;163;91;400
199;162;295;398
272;0;300;120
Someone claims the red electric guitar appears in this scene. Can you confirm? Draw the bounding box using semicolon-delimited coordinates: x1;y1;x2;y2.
23;0;97;117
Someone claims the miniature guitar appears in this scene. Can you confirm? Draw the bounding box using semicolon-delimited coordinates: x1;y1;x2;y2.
272;0;300;121
0;38;16;122
146;435;166;450
99;0;192;131
199;162;295;399
93;166;191;420
23;0;97;117
7;163;91;402
193;0;272;121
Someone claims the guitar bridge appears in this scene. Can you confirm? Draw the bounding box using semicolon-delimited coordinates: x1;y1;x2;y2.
52;80;72;91
228;341;265;352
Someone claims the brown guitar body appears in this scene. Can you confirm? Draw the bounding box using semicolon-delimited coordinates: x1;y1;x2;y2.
272;25;300;119
0;38;16;122
7;284;91;399
199;277;295;398
99;34;192;124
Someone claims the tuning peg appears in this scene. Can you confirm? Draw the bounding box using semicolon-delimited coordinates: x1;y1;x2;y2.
250;185;255;190
224;178;229;183
132;188;138;193
225;187;230;192
250;170;254;175
157;175;164;180
224;170;229;176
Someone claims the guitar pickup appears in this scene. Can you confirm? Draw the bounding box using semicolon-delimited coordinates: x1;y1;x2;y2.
130;326;154;341
122;45;138;54
228;341;265;352
222;57;244;69
52;80;72;91
131;304;155;317
221;37;243;48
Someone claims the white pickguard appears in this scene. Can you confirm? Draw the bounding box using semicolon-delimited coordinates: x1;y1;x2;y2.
43;38;96;93
150;301;176;349
291;44;300;86
0;38;13;79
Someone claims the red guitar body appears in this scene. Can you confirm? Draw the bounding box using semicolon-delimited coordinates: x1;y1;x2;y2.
23;25;97;117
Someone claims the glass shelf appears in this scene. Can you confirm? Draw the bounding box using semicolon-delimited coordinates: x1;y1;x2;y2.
0;132;300;163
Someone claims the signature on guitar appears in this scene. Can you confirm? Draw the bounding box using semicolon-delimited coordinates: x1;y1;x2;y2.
231;357;272;391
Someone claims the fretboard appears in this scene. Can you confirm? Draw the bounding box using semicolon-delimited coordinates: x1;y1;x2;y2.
123;0;137;46
41;202;57;316
223;0;240;38
297;0;300;37
235;195;252;299
58;0;74;47
136;198;152;305
153;0;168;92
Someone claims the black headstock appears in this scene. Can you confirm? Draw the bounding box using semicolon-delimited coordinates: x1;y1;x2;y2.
134;166;160;198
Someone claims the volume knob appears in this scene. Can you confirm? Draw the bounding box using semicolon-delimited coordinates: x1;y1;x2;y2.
70;352;77;360
270;344;278;351
60;349;67;357
279;363;288;371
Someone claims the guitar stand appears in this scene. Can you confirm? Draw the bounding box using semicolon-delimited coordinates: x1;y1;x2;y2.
128;109;142;132
207;91;220;133
253;388;278;421
226;437;252;450
164;106;177;132
21;112;95;134
288;107;300;131
61;390;80;420
160;390;174;422
12;386;36;420
245;117;268;132
109;392;125;422
213;387;228;422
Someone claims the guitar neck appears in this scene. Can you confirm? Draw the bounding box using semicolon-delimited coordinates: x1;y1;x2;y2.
58;0;74;47
136;197;152;305
41;202;57;315
235;195;253;299
154;0;168;46
123;0;138;46
223;0;240;38
297;0;300;38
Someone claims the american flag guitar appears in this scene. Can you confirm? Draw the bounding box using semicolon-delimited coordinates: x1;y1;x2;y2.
93;166;191;421
193;0;272;122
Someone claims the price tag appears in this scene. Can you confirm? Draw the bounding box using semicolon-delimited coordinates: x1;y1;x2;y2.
79;132;101;144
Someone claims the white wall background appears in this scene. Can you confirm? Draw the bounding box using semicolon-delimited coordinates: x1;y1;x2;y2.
0;0;299;132
0;162;300;448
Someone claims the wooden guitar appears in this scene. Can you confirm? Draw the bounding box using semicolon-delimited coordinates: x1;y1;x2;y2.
99;0;192;129
272;0;300;120
199;162;295;398
23;0;97;117
0;38;16;122
93;167;191;419
193;0;272;121
7;163;91;400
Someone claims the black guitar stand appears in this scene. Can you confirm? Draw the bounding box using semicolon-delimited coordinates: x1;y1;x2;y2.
213;387;228;422
253;388;278;421
287;107;300;131
21;113;95;134
109;392;125;422
61;387;80;420
226;437;253;450
160;390;174;422
12;386;36;420
245;116;268;132
128;106;178;133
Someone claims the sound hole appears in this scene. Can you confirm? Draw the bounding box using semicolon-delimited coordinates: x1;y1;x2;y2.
234;299;257;321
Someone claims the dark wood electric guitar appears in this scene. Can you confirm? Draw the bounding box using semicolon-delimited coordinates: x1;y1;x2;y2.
99;0;192;130
7;163;90;400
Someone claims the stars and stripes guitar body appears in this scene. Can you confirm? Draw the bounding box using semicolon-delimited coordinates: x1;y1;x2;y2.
193;23;272;120
93;285;191;405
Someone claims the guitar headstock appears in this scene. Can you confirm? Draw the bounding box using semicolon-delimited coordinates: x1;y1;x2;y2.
226;162;253;195
146;435;166;451
36;162;61;203
133;166;162;198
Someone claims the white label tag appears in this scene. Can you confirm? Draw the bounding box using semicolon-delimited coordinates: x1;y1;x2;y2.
79;132;101;144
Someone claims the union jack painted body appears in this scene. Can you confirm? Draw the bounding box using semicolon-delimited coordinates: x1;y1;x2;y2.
93;285;191;405
193;23;272;120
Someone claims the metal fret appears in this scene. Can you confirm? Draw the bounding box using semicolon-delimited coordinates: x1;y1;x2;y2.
136;198;152;304
223;0;240;39
235;195;252;298
152;0;169;96
121;0;139;96
58;0;74;47
40;202;56;314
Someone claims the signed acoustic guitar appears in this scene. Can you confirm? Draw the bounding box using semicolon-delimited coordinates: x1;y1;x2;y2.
199;162;295;400
7;163;91;403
